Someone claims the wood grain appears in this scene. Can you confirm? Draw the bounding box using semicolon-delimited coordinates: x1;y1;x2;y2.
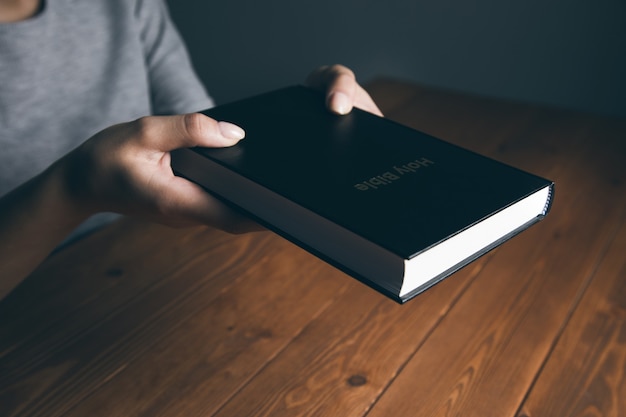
210;255;486;417
362;80;626;417
518;210;626;417
1;79;624;417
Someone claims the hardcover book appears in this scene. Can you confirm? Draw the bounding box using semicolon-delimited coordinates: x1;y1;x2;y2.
171;86;554;303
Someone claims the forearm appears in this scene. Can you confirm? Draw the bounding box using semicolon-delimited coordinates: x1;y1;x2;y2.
0;159;91;300
0;68;380;301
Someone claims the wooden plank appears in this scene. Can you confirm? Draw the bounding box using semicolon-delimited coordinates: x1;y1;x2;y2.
209;252;485;417
2;198;482;414
195;83;555;417
517;211;626;417
52;237;352;417
0;81;481;417
0;226;346;417
515;120;626;417
207;85;623;417
358;96;626;416
1;80;623;417
0;221;256;357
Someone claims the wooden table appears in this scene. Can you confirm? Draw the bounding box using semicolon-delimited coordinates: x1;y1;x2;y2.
1;79;625;417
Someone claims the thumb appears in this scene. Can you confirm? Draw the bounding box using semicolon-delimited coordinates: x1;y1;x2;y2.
134;113;245;152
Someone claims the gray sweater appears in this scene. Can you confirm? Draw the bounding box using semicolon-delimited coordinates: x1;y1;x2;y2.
0;0;213;238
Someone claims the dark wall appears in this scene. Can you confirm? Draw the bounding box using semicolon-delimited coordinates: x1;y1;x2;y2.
167;0;626;118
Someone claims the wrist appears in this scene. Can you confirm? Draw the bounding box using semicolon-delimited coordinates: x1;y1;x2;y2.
50;153;99;222
0;154;96;292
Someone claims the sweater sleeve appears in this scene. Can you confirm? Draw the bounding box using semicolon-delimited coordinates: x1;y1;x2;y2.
135;0;214;115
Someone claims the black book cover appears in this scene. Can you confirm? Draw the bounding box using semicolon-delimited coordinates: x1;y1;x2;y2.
171;86;554;303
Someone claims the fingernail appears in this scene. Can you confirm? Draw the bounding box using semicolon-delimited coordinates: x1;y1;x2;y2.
218;121;245;142
329;92;351;115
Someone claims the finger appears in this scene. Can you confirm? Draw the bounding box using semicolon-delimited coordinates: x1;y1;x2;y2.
355;86;384;117
154;175;262;233
306;64;357;115
305;65;383;116
131;113;245;152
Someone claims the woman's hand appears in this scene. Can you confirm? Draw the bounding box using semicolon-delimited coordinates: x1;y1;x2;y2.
62;113;253;232
0;113;257;299
305;64;383;116
0;66;380;300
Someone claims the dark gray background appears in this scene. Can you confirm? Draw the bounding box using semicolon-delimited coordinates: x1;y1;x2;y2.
166;0;625;119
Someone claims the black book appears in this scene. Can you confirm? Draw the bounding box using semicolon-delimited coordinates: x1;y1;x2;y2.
171;86;554;303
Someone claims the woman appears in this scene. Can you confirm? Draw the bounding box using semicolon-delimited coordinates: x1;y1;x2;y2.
0;0;382;299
